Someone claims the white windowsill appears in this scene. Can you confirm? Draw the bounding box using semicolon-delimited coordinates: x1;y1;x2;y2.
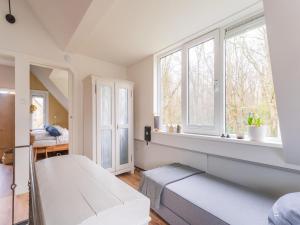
144;131;300;172
152;130;282;149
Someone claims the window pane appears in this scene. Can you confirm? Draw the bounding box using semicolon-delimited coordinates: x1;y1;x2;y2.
188;39;215;126
119;128;129;165
100;85;112;126
101;129;112;169
160;51;182;125
225;24;279;137
119;88;128;125
32;96;45;129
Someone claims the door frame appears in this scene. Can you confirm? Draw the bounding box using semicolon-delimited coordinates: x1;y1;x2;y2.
29;63;75;154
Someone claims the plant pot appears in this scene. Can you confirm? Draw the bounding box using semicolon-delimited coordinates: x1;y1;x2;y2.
248;125;267;142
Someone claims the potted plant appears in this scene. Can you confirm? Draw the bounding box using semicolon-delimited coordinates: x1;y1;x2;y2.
247;113;267;142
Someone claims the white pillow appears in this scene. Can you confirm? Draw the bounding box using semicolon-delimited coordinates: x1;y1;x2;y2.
269;192;300;225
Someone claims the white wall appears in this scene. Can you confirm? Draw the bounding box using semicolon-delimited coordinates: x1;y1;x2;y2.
0;0;64;62
207;156;300;197
128;56;300;197
134;140;207;172
128;57;154;140
0;0;127;194
15;56;30;195
263;0;300;165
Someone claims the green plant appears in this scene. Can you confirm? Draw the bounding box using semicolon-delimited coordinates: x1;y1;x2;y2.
247;113;264;127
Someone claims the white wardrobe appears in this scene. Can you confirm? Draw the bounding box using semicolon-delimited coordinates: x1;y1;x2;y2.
83;75;134;175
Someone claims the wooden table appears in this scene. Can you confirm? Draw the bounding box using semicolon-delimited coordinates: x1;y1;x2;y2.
34;144;69;161
46;144;69;157
34;147;47;161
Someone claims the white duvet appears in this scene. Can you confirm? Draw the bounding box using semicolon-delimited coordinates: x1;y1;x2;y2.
54;125;69;144
31;129;56;141
31;126;69;147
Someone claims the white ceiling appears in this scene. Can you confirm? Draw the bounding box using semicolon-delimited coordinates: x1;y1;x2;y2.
26;0;92;49
31;65;69;109
26;0;261;66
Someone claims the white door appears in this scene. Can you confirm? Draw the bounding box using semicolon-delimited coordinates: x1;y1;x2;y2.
96;80;115;172
115;82;133;172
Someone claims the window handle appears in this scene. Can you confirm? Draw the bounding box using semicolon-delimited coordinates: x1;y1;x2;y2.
214;80;220;92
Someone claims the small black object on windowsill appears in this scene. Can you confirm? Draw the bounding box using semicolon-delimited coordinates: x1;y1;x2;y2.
144;126;151;145
221;133;231;138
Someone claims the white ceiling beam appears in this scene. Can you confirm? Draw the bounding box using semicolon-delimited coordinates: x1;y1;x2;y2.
264;0;300;165
26;0;93;49
31;66;69;110
66;0;118;52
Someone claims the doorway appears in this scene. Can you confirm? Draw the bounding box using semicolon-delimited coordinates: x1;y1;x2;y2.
0;55;29;225
0;56;15;162
29;64;72;160
0;56;74;224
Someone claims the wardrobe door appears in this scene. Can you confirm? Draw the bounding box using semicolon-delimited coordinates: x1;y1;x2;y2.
96;80;115;172
115;82;133;172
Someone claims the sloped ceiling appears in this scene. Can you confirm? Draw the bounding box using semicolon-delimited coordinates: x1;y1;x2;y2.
31;65;69;110
72;0;261;65
264;0;300;165
26;0;260;66
26;0;92;49
49;69;69;98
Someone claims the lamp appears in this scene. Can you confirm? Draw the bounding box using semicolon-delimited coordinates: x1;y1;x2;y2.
5;0;16;24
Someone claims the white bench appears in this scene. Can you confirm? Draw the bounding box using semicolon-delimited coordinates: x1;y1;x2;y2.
34;155;150;225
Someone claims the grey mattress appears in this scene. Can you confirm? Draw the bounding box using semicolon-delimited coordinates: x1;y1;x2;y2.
160;173;276;225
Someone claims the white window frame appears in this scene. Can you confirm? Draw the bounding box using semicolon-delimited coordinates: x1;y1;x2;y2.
156;14;279;139
224;16;273;136
157;47;183;130
30;90;49;130
224;15;265;40
182;30;222;136
0;88;15;95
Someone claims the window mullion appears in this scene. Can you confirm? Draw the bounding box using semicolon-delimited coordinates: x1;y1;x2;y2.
213;29;223;136
181;45;188;130
219;28;226;136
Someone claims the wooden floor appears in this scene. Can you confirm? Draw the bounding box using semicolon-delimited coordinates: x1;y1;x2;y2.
0;164;12;198
0;165;167;225
0;164;28;225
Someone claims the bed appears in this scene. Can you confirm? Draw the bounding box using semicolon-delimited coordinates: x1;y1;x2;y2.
29;154;151;225
30;126;69;160
140;164;276;225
